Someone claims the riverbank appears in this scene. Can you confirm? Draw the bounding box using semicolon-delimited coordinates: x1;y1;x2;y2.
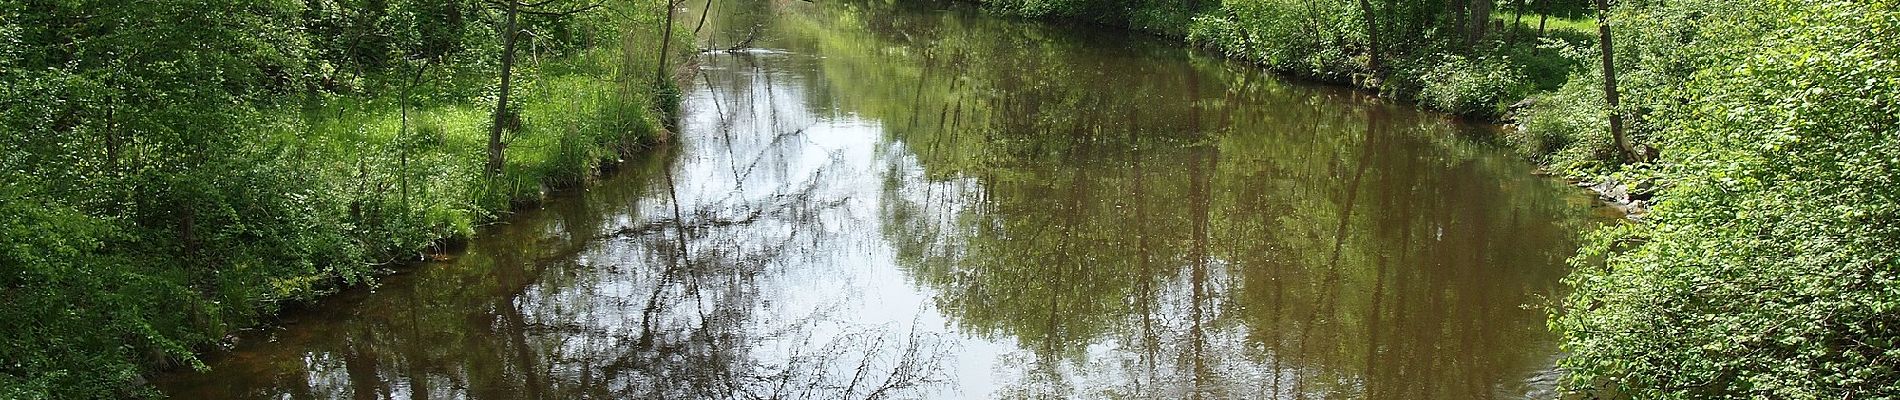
964;3;1580;111
153;0;1606;396
946;0;1645;201
0;2;688;398
944;0;1900;397
952;1;1638;179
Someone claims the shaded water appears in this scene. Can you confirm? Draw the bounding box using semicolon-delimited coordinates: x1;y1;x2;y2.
155;0;1607;398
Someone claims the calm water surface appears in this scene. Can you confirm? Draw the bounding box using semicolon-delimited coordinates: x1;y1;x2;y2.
155;1;1606;398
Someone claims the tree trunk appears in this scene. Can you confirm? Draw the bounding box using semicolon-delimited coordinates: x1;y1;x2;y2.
1449;0;1467;50
487;0;519;177
654;0;678;88
1508;0;1525;45
1357;0;1383;77
1595;0;1634;161
1538;0;1549;36
692;0;714;37
105;93;118;172
1470;0;1493;45
402;61;428;207
181;207;196;256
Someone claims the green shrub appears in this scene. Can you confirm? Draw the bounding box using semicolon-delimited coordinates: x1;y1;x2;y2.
1182;0;1368;81
0;0;677;397
1555;1;1900;397
1505;36;1590;91
1125;0;1204;37
0;180;164;400
1414;54;1529;117
1511;56;1614;175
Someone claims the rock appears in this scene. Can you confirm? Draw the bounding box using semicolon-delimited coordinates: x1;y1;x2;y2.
1591;179;1630;205
1510;96;1539;110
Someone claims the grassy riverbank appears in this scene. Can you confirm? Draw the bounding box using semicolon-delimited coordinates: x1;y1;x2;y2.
946;0;1900;397
0;1;686;398
969;0;1590;117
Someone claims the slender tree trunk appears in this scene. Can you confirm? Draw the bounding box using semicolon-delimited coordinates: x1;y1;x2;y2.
1449;0;1468;50
693;0;714;37
654;0;678;88
181;208;196;256
1508;0;1525;45
1357;0;1383;77
1595;0;1633;161
1299;0;1325;42
401;61;429;207
401;94;411;207
105;94;118;172
1538;0;1549;36
487;1;520;177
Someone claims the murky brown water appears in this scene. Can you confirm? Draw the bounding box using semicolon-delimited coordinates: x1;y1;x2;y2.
154;0;1607;398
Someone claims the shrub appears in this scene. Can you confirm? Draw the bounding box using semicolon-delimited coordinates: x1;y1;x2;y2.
1555;1;1900;397
0;0;676;397
1511;57;1615;175
1414;54;1530;117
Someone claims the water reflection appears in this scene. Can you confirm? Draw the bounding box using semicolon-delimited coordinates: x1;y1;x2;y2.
155;0;1600;398
793;0;1595;398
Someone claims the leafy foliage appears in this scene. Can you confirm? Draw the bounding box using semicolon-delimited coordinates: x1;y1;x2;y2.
1411;54;1530;116
0;0;682;397
1186;0;1364;81
1555;1;1900;397
1511;42;1614;171
983;0;1584;118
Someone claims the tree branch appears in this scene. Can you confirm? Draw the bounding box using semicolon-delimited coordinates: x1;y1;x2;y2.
518;2;603;17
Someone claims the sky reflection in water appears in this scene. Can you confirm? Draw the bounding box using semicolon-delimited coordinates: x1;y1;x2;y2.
155;0;1606;398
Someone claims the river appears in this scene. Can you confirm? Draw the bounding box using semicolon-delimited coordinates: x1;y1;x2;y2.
154;0;1607;398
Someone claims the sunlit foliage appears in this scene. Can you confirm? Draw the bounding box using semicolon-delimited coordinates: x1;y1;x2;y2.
1555;1;1900;397
967;0;1599;121
0;0;683;397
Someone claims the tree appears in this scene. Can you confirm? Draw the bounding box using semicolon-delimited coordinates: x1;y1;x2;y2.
654;0;680;88
1357;0;1384;76
1469;0;1493;45
484;0;604;176
1537;0;1549;37
1593;0;1633;162
1506;0;1525;45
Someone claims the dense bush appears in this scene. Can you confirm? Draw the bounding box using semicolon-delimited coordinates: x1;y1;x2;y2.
1511;84;1609;171
0;0;683;397
996;0;1586;118
1555;1;1900;397
1511;43;1614;172
1186;0;1364;81
0;179;171;400
1412;54;1530;117
979;0;1211;29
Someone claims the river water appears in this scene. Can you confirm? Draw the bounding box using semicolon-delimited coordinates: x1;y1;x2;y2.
155;0;1607;398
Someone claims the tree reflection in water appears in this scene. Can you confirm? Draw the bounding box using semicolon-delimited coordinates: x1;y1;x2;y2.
159;37;955;399
838;0;1597;398
156;0;1602;398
